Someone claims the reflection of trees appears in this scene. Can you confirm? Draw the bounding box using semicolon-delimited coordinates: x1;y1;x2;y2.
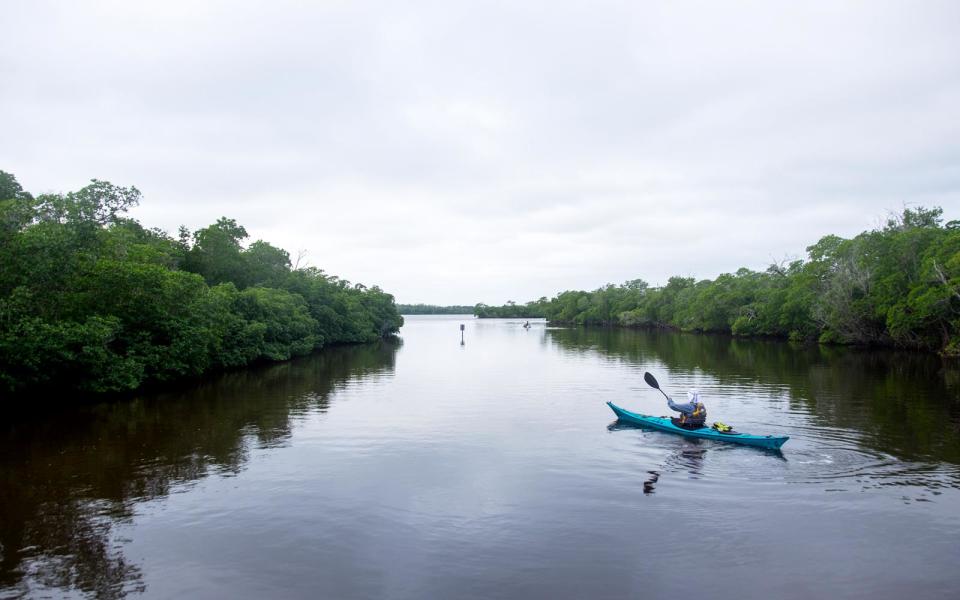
0;340;398;598
549;328;960;464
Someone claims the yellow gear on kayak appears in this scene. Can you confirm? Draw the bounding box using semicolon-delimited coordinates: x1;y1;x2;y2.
712;422;732;432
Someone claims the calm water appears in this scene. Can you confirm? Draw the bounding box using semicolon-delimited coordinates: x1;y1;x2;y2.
2;315;960;599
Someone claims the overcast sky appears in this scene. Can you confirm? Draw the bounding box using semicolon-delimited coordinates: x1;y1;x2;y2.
3;1;959;304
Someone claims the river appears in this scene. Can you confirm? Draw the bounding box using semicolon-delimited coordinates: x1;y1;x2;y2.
2;315;959;599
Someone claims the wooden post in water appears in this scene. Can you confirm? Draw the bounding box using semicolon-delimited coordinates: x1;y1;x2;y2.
460;323;465;345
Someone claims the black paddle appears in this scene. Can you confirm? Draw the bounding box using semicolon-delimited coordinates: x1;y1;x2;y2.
643;371;671;402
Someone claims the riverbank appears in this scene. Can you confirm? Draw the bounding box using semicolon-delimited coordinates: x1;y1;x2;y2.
476;207;960;356
0;172;403;396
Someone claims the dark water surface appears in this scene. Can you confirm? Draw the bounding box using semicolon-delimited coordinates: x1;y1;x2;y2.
3;315;960;599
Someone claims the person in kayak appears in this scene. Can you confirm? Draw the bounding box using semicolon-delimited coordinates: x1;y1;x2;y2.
667;390;707;429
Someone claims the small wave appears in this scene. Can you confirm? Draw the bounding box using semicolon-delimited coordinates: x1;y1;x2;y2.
606;420;960;495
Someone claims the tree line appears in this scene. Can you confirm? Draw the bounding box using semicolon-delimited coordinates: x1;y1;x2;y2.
0;171;403;395
478;207;960;356
474;300;547;318
397;304;476;315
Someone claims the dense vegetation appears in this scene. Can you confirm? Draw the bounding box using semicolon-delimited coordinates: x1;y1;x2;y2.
484;207;960;356
0;171;403;395
474;300;547;318
397;304;476;315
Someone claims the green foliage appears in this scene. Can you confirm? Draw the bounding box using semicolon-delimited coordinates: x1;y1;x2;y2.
181;217;250;287
475;298;549;318
0;172;403;395
0;301;143;394
244;240;291;287
233;287;319;360
397;304;476;314
0;171;35;244
33;179;141;226
0;170;32;202
528;207;960;354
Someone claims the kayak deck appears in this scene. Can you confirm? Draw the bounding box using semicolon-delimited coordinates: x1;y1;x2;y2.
607;401;788;450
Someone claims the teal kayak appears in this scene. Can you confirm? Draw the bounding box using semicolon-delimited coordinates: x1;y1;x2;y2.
607;401;789;450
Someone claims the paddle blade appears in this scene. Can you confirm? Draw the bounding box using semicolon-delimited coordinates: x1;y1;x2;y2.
643;372;660;389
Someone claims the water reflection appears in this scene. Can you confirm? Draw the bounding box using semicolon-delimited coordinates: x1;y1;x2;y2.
0;340;399;599
643;470;659;494
640;447;706;496
4;321;960;600
607;419;725;495
550;327;960;466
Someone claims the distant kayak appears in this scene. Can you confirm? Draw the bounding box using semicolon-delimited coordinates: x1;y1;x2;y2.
607;401;789;450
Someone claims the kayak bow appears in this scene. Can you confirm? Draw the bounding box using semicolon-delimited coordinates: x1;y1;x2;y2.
607;401;788;450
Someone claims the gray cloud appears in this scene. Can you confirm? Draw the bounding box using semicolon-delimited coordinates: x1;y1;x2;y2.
2;0;958;304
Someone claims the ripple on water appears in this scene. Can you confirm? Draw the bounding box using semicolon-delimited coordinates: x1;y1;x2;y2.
604;420;960;499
